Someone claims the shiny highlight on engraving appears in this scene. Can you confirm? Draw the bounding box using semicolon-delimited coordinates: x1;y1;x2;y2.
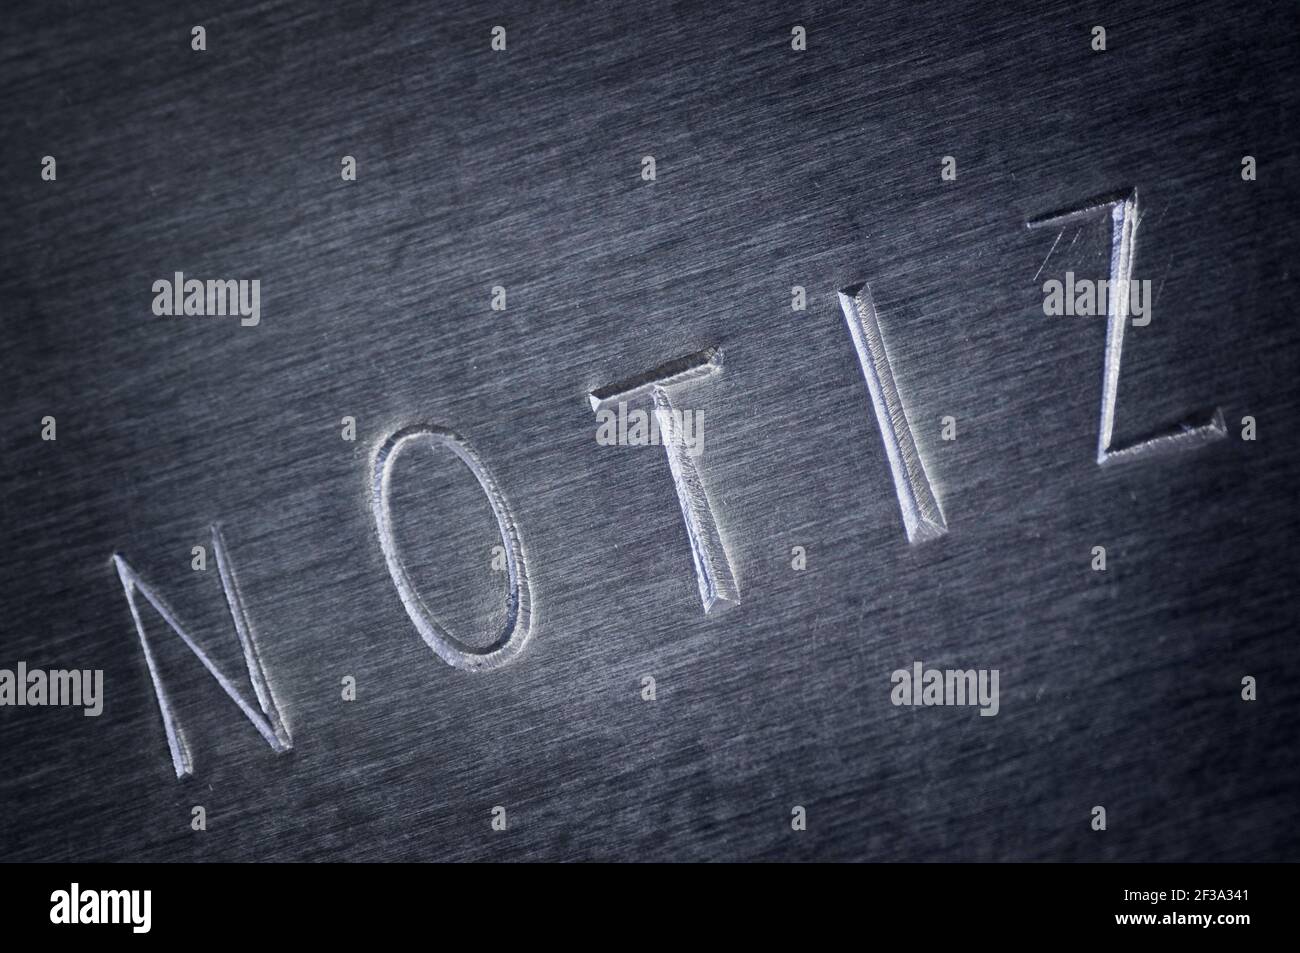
1027;188;1225;465
652;386;740;613
371;425;532;672
588;346;723;412
111;525;292;779
837;283;947;543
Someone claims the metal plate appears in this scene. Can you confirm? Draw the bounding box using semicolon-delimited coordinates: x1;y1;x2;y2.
1;0;1297;861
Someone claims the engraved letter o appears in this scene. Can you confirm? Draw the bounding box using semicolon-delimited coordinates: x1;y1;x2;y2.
371;425;533;672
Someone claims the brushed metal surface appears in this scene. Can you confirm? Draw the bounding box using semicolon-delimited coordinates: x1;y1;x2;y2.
1;0;1298;861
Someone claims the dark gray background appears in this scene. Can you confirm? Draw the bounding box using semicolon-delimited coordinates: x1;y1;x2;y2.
1;0;1297;861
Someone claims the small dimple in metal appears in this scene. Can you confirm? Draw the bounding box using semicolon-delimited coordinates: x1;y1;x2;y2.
1028;188;1225;465
588;346;722;412
837;283;947;544
652;386;739;613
